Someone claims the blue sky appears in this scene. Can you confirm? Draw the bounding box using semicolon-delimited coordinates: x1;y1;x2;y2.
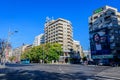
0;0;120;50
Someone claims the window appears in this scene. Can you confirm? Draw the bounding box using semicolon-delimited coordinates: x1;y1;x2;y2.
111;12;115;15
94;16;98;19
89;22;93;25
90;18;92;21
104;16;111;21
116;43;120;47
115;30;118;33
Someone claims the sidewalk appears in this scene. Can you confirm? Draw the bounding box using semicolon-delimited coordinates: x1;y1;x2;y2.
96;67;120;79
0;64;5;69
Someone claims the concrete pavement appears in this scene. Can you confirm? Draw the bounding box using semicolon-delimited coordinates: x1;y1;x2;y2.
0;64;120;80
0;64;5;68
95;67;120;80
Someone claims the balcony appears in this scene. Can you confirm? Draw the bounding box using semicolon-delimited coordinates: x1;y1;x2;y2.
58;32;63;35
67;30;71;33
58;38;63;41
58;35;63;37
67;28;72;31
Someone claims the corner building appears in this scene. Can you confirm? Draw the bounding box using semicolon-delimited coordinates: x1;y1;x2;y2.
89;5;120;64
44;18;73;62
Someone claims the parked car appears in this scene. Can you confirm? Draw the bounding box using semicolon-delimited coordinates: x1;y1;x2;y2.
98;60;110;66
21;59;30;64
88;61;96;65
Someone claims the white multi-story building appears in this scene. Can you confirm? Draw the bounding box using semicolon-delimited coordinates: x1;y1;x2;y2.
89;5;120;63
45;18;73;52
33;34;44;46
44;18;73;63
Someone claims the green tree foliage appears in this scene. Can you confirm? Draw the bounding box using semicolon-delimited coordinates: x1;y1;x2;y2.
9;56;16;62
82;56;87;62
21;43;62;63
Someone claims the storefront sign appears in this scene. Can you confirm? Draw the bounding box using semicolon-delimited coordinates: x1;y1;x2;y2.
94;8;103;14
92;55;113;59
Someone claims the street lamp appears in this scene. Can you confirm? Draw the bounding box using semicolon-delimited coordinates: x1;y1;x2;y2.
4;29;18;63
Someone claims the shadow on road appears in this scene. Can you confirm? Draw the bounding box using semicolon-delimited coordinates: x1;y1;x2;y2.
5;63;34;67
0;68;94;80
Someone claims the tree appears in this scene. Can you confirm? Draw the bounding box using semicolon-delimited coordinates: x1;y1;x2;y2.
9;56;16;62
82;56;87;62
41;43;62;63
21;43;62;63
0;39;7;63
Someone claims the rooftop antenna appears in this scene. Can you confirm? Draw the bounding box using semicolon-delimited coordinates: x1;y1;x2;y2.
51;16;54;21
46;16;50;23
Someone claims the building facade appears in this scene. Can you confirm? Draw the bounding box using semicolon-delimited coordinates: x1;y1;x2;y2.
33;34;44;46
83;50;92;61
89;5;120;64
73;40;83;53
12;47;22;62
12;44;32;62
44;18;73;63
45;18;73;51
70;40;81;64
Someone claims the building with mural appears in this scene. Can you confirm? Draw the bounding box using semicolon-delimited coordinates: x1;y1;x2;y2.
89;5;120;64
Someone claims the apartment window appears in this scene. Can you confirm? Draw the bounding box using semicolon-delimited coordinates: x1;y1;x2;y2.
94;16;98;19
111;13;115;16
115;30;118;33
116;43;120;47
57;23;63;25
89;22;93;25
119;30;120;34
100;14;102;17
104;12;107;15
104;16;111;21
116;38;119;41
100;20;102;23
91;18;92;20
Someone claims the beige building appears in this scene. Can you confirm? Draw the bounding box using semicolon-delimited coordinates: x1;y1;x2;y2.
44;18;73;52
73;40;81;52
44;18;73;63
12;44;32;62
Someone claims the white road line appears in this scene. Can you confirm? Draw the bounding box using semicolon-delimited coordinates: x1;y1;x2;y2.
86;79;94;80
58;66;65;73
100;76;120;80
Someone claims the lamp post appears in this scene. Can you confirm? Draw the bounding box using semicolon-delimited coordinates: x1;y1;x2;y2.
4;29;18;63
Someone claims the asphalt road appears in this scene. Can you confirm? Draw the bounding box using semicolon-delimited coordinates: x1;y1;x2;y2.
0;63;112;80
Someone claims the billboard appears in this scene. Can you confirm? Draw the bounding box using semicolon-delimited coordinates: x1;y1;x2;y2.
90;31;111;59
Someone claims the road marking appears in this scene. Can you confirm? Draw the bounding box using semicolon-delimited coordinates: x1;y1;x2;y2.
86;79;94;80
58;66;65;73
100;76;120;80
